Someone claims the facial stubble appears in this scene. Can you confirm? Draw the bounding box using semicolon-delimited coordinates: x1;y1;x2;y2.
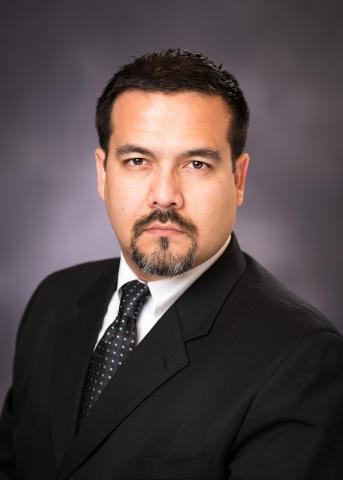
129;209;198;277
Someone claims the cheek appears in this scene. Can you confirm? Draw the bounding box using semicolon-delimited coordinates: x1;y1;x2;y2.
104;176;148;237
104;180;133;231
106;172;133;209
190;178;235;226
189;178;236;257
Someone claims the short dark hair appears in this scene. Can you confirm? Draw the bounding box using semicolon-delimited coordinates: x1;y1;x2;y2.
96;48;249;167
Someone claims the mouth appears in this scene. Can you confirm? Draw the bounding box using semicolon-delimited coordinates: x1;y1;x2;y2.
142;223;185;236
142;223;185;235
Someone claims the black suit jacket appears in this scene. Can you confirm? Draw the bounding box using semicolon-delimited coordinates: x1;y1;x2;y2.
1;235;343;479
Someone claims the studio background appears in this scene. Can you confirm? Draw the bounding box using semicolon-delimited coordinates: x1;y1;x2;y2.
1;0;342;406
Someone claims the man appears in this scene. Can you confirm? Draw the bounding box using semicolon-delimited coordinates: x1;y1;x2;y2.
0;49;342;479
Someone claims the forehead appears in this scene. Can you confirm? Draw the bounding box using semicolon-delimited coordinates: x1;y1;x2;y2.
109;90;231;148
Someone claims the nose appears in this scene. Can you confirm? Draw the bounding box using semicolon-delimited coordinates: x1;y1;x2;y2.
147;168;184;210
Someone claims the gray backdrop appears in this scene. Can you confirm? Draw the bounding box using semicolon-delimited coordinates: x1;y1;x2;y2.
1;0;342;406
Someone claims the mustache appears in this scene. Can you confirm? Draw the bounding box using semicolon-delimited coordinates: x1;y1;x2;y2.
132;209;198;239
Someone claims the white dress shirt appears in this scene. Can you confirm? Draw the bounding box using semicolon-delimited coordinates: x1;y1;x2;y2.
95;235;231;346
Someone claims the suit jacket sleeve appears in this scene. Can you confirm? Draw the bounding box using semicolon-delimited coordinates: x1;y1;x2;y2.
0;282;44;479
0;388;14;480
227;330;343;479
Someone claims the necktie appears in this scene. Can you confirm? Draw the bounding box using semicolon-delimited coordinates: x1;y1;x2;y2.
78;280;150;427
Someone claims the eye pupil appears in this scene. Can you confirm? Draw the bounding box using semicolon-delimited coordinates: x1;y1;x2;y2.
193;161;203;169
133;158;143;165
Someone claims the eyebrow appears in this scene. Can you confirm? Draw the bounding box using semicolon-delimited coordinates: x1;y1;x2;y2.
116;144;156;158
116;144;222;162
179;148;221;162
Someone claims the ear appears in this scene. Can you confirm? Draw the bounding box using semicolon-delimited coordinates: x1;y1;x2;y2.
234;153;250;207
95;148;106;201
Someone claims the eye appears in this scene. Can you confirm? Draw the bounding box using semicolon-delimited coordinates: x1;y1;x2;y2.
125;158;146;166
189;160;209;170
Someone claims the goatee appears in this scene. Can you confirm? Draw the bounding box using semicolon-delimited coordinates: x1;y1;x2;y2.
129;209;198;277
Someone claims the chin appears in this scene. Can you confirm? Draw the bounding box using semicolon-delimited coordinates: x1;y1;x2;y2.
129;236;198;277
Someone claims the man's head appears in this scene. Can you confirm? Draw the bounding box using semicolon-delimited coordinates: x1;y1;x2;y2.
95;49;250;281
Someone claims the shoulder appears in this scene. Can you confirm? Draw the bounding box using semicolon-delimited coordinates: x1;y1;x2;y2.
36;257;119;298
44;257;119;282
214;249;343;405
225;251;341;350
16;258;119;336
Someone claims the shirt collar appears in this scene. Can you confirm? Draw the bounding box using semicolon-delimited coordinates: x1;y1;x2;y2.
117;235;231;319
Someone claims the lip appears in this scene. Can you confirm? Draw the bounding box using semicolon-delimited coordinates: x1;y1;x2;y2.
143;223;184;234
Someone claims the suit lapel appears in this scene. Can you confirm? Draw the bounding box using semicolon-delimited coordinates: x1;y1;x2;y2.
50;263;118;466
57;234;246;479
57;302;189;479
176;233;246;341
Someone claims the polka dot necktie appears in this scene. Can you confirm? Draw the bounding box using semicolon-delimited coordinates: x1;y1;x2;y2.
78;280;151;427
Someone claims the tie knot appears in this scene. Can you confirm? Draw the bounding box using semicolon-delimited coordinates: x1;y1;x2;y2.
118;280;150;319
